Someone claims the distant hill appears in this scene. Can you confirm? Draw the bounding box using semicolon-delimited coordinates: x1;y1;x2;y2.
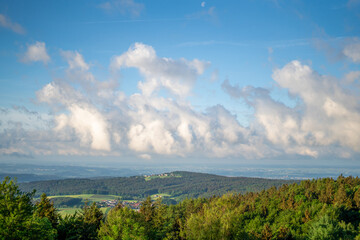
19;171;297;201
0;173;61;183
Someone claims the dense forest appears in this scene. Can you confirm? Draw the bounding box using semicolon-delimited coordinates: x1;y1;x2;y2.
19;171;295;201
2;175;360;239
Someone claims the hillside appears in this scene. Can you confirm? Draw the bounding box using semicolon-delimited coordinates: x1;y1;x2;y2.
19;171;296;201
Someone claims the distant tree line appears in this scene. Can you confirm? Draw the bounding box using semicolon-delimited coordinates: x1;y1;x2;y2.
51;197;83;208
2;175;360;239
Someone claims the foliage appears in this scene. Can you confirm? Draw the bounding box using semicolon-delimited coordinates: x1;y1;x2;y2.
98;175;360;240
99;204;146;240
0;177;57;239
3;175;360;239
34;193;59;227
57;201;104;240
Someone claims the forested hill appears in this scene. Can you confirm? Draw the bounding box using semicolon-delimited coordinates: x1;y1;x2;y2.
19;171;296;200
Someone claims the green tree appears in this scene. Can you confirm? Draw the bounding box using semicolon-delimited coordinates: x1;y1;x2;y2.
307;214;356;240
57;212;84;240
0;177;56;240
57;202;104;240
80;201;104;239
99;204;146;240
34;193;59;228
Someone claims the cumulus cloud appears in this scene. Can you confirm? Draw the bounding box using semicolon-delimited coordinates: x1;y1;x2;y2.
99;0;144;17
36;52;111;152
27;43;268;159
21;41;50;64
223;60;360;157
111;43;209;97
55;104;111;151
0;14;25;34
124;94;266;158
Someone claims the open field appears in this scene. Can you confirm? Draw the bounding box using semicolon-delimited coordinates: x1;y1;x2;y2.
47;194;122;202
57;208;81;216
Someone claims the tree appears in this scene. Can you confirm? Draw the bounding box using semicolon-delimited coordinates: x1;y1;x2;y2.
57;202;104;240
140;196;155;222
79;201;104;239
0;177;56;239
57;212;84;240
34;193;59;228
307;214;357;240
99;204;146;240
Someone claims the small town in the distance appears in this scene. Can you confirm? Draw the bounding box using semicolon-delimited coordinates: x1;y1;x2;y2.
1;0;360;239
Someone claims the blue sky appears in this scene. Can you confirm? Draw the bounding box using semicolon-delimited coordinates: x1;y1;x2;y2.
0;0;360;166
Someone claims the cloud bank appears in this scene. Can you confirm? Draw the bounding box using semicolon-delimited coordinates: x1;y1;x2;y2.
1;42;360;160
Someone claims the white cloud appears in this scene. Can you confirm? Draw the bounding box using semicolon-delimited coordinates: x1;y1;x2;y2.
37;82;111;152
55;104;111;151
123;93;267;158
223;60;360;157
272;61;360;154
36;51;112;152
201;2;206;7
111;43;209;97
0;14;25;34
22;42;50;64
61;50;89;71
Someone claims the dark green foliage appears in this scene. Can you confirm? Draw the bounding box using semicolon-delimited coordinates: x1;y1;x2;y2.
57;201;103;240
0;177;57;240
51;197;82;208
34;193;59;228
57;213;84;240
81;201;104;239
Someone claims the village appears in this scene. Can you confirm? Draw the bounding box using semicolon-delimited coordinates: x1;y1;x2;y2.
96;199;142;210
